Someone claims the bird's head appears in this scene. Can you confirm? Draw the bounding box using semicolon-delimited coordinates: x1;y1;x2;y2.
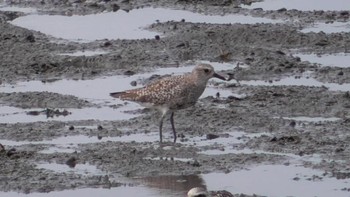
192;64;226;82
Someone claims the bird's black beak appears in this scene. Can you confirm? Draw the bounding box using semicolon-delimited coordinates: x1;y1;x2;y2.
213;72;227;81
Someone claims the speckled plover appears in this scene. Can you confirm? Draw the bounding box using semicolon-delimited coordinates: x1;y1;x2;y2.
110;63;226;143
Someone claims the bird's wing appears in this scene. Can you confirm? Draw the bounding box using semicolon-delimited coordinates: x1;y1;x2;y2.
121;75;192;105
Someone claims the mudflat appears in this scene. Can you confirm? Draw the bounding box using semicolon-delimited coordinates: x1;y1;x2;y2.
0;0;350;196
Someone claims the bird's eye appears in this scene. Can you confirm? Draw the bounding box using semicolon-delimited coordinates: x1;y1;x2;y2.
203;69;210;73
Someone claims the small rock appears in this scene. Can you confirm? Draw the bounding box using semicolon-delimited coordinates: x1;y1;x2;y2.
69;126;75;130
275;50;286;55
27;110;41;116
289;121;296;128
112;4;120;12
66;157;77;168
0;144;5;153
178;133;185;139
338;70;344;76
155;35;160;40
7;148;17;157
176;43;186;48
270;137;277;142
253;8;263;11
344;91;350;98
335;147;344;153
277;8;287;12
192;160;201;167
103;41;112;47
340;11;349;16
293;177;300;181
206;133;219;140
97;125;104;130
315;40;329;46
124;70;135;76
26;34;35;42
130;80;137;86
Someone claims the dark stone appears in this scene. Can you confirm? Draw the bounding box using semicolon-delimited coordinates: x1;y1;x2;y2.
340;11;349;16
176;43;186;48
289;121;296;128
206;133;219;140
130;80;137;86
277;8;287;12
26;34;35;42
276;50;285;55
0;144;5;153
6;148;17;157
66;157;77;168
124;70;135;76
103;41;112;47
315;40;329;46
112;4;120;12
335;147;344;153
192;160;201;167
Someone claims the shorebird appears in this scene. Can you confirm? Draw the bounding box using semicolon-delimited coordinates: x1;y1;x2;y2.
187;187;234;197
110;63;226;143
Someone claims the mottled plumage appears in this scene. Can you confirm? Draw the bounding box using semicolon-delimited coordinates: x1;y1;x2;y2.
110;64;226;143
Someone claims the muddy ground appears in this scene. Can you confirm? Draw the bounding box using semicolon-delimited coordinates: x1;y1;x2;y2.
1;0;350;196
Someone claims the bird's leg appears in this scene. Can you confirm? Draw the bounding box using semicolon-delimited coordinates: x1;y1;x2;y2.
159;113;166;144
170;112;177;143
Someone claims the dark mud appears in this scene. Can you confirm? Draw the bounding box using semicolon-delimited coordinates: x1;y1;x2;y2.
0;0;350;196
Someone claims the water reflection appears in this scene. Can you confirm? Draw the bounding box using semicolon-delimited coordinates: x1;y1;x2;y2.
139;174;206;196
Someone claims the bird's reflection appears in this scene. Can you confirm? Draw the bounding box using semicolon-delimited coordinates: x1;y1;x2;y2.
138;174;207;196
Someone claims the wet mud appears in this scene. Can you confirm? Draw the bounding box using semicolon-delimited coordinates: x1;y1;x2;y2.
0;0;350;196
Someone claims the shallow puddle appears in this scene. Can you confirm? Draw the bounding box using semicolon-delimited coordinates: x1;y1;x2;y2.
301;21;350;34
37;162;103;175
277;116;341;122
137;174;205;196
203;164;350;197
0;106;138;123
0;133;159;154
201;147;324;165
242;0;350;11
39;147;77;154
57;50;109;57
0;133;159;147
0;5;37;13
240;75;350;92
0;186;175;197
295;53;350;68
1;163;348;197
183;131;268;147
10;7;281;41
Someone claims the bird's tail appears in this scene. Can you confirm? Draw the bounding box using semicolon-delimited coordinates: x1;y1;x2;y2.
110;92;125;98
110;89;141;101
